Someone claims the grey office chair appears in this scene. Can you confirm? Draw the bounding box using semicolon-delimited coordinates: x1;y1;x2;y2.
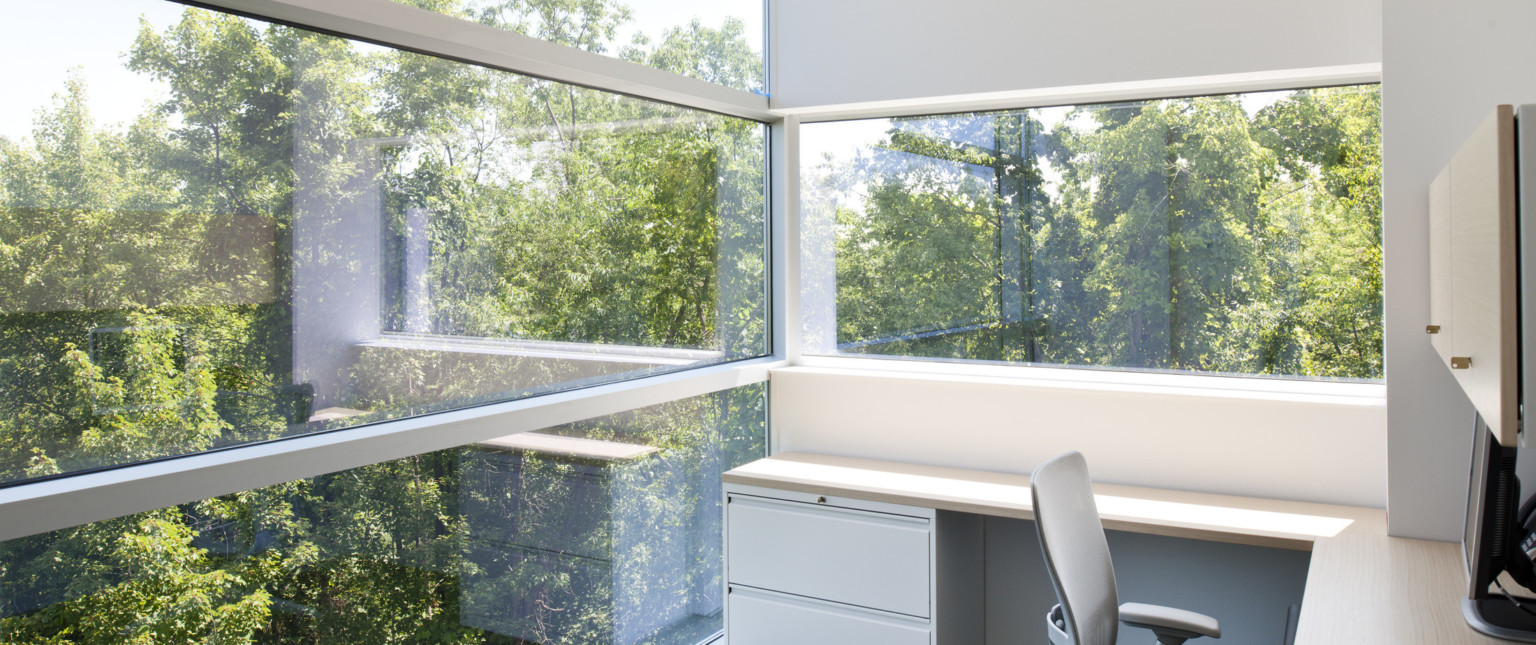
1031;451;1221;645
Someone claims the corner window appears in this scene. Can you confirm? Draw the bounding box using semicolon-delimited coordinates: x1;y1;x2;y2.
0;384;766;643
800;86;1382;380
0;0;767;485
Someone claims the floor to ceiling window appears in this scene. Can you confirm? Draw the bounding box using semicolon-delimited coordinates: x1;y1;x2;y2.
1;1;772;643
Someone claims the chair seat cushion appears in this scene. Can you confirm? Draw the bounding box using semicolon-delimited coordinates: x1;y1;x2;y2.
1119;602;1222;639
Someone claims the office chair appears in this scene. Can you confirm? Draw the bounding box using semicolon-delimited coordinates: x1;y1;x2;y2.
1031;451;1221;645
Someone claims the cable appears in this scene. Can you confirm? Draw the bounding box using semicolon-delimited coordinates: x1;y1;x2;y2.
1493;577;1536;619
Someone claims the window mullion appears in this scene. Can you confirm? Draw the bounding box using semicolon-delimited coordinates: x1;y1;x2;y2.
184;0;775;121
0;358;780;542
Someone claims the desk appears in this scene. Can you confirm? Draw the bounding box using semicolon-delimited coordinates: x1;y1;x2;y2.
1294;533;1506;644
723;452;1503;644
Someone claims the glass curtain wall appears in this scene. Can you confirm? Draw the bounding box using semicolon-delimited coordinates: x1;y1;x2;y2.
800;86;1382;380
0;384;767;644
0;0;768;486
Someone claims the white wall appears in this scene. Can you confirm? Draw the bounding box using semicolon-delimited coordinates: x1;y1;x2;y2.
1382;0;1536;541
772;367;1387;508
770;0;1381;108
768;0;1536;540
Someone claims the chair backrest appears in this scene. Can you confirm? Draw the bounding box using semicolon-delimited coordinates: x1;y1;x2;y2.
1032;451;1118;645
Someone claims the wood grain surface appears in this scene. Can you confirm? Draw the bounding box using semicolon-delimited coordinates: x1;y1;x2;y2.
723;452;1385;550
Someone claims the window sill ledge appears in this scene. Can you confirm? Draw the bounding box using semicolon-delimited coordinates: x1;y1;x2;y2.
785;356;1385;408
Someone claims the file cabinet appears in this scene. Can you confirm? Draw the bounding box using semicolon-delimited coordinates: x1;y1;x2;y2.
723;483;984;644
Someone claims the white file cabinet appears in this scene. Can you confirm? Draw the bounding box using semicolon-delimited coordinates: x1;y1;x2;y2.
723;483;984;644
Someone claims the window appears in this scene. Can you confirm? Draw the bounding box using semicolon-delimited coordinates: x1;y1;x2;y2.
800;86;1382;380
392;0;766;93
0;0;767;485
0;384;766;643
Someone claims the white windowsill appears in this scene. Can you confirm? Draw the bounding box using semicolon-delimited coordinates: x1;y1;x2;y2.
788;354;1385;407
365;333;724;366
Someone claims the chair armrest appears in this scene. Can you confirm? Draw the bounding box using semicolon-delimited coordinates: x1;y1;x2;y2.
1119;602;1221;639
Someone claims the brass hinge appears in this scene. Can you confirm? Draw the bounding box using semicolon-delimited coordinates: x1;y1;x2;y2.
1426;325;1441;334
1452;356;1472;369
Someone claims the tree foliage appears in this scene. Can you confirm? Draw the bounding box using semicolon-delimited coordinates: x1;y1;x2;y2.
825;88;1382;379
3;1;766;643
0;0;1380;642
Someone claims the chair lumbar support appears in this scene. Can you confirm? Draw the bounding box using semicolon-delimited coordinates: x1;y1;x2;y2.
1119;602;1221;645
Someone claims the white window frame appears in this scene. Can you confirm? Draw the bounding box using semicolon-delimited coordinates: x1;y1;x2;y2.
0;0;1386;541
0;0;785;541
778;62;1388;403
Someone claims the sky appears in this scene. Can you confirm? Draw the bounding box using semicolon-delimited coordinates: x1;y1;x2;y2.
0;0;186;142
0;0;764;142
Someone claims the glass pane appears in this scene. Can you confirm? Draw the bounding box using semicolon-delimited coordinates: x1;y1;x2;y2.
394;0;765;94
801;86;1382;380
0;383;766;644
0;1;768;485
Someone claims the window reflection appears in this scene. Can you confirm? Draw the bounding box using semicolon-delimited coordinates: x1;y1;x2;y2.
802;87;1383;380
0;384;767;643
0;1;767;485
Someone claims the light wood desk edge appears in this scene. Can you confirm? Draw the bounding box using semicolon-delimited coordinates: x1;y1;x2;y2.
724;452;1385;551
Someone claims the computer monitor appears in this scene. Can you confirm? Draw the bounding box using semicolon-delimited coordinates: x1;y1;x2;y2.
1466;414;1518;595
1462;413;1536;640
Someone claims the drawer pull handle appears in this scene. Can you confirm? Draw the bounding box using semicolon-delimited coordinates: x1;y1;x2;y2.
817;496;827;504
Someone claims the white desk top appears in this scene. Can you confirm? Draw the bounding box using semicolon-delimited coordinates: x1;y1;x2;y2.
724;452;1385;550
724;452;1502;644
477;432;658;461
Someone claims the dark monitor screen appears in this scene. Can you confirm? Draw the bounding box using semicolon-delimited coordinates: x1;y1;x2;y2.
1465;413;1519;599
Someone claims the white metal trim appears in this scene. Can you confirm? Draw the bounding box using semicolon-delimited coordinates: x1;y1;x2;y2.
764;0;779;104
768;116;801;455
779;63;1382;123
184;0;774;122
770;116;802;365
0;357;782;541
366;333;722;365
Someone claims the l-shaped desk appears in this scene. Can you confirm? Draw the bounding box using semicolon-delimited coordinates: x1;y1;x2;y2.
722;452;1507;644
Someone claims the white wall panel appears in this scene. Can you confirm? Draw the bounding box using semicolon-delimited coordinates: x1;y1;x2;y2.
1382;0;1536;541
770;367;1386;508
770;0;1381;108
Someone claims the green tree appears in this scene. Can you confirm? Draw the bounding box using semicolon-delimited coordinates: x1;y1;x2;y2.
3;2;770;644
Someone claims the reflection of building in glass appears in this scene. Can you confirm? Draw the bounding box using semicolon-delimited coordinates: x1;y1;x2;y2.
459;432;691;645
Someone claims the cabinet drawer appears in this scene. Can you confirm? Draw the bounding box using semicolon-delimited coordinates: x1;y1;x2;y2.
727;494;931;617
727;586;931;645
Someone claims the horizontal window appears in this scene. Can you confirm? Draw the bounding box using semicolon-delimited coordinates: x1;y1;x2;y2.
0;383;766;643
0;1;767;485
800;86;1381;381
393;0;765;93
